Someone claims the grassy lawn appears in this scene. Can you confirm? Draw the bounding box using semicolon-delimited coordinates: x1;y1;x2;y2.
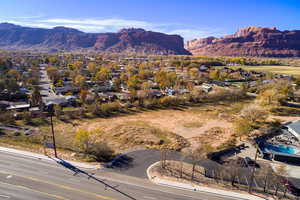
216;65;300;77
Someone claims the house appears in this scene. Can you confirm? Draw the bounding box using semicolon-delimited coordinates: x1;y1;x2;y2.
54;85;80;95
199;65;208;72
113;92;131;101
148;89;163;98
120;84;129;93
6;102;30;111
43;97;70;107
210;80;231;87
285;120;300;141
0;100;10;110
258;120;300;164
293;91;300;102
176;89;190;95
199;83;213;93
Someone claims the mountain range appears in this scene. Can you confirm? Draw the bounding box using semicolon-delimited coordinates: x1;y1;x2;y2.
186;26;300;57
1;23;300;57
0;23;190;55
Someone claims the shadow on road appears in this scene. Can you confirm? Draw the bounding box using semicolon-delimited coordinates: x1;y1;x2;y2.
104;155;134;170
51;157;137;200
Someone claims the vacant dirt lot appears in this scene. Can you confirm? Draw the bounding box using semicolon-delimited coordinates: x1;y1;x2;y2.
50;102;248;152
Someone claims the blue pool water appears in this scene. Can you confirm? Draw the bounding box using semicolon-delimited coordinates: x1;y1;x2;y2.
262;143;297;154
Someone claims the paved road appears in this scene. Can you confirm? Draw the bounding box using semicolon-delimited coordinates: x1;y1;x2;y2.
0;151;241;200
39;64;67;105
39;65;54;99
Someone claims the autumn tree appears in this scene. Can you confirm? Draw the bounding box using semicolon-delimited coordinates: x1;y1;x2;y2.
7;69;21;81
47;56;58;65
189;67;199;79
155;70;177;89
46;66;60;83
74;74;86;87
95;67;110;82
79;89;89;104
73;60;84;71
31;86;43;107
209;69;220;80
138;69;152;80
258;88;285;106
87;62;97;74
127;75;140;92
74;129;93;153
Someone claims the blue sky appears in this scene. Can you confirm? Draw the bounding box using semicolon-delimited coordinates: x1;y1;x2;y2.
1;0;300;40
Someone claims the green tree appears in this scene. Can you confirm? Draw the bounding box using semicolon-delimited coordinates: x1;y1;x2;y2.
74;129;92;153
234;117;253;139
209;70;220;80
127;75;140;91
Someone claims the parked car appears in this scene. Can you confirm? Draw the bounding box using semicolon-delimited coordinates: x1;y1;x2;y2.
244;157;260;168
282;179;300;196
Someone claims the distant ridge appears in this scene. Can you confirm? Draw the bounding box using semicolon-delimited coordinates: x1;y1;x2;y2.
186;26;300;57
0;23;191;55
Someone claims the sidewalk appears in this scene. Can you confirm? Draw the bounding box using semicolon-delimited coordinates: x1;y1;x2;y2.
0;146;99;169
147;162;273;200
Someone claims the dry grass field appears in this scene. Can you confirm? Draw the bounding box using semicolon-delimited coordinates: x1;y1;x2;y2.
224;65;300;77
45;101;252;153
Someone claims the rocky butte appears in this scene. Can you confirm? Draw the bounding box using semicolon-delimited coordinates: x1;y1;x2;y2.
186;26;300;57
0;23;191;55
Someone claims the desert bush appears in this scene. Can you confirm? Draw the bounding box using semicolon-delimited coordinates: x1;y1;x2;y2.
87;103;101;116
0;111;15;124
23;112;32;124
234;117;253;139
86;142;114;162
54;105;63;119
74;128;114;162
240;103;269;124
159;96;177;107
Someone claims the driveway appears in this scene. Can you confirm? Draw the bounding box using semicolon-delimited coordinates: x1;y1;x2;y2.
103;149;221;179
104;149;185;178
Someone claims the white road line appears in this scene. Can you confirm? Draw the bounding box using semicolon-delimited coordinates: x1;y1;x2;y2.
143;196;156;199
6;175;12;179
0;194;10;198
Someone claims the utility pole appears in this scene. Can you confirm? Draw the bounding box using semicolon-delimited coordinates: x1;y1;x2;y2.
49;105;58;158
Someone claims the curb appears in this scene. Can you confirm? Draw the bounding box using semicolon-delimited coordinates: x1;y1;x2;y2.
146;161;271;200
0;146;99;170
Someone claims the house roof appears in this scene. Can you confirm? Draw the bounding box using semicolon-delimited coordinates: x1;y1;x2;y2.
286;120;300;139
7;103;30;110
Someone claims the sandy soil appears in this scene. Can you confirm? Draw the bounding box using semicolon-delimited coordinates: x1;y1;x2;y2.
54;105;236;151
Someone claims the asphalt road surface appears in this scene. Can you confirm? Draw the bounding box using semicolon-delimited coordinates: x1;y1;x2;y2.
0;151;243;200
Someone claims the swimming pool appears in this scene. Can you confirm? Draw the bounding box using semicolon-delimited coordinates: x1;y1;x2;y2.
261;143;297;154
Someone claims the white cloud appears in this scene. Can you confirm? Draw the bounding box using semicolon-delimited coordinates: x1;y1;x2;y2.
167;28;225;41
39;18;153;28
1;17;225;40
